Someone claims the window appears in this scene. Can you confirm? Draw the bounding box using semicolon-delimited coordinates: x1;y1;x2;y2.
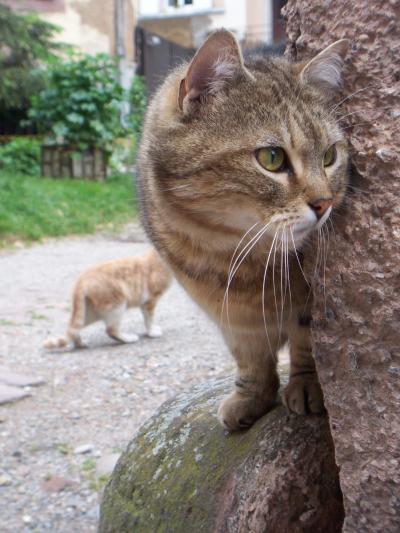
168;0;193;7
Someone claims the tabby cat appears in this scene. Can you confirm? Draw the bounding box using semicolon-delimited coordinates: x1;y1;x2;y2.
43;248;172;349
138;30;350;430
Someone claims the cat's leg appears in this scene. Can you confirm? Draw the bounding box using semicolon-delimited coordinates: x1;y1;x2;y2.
105;304;139;344
67;292;88;349
69;330;86;349
141;299;162;338
218;328;280;431
283;312;324;414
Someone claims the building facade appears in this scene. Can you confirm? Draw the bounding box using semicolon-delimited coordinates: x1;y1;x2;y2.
1;0;137;62
137;0;285;48
136;0;286;93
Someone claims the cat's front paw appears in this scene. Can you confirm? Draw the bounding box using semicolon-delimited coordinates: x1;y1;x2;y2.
146;325;163;338
217;392;275;431
282;375;324;415
118;333;140;344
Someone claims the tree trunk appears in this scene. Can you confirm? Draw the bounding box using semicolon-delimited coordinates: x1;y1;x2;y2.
283;2;400;531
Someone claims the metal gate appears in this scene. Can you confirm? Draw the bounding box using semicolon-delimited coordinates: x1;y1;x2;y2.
135;27;195;95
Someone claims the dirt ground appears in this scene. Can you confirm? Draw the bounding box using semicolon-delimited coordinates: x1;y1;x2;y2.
0;226;233;532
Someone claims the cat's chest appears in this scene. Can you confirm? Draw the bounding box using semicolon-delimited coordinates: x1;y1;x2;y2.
171;250;306;324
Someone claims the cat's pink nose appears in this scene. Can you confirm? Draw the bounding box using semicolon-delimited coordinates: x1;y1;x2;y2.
308;198;333;219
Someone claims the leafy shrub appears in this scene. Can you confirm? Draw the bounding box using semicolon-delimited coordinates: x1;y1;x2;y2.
0;6;62;113
0;138;41;176
128;76;147;137
28;54;125;153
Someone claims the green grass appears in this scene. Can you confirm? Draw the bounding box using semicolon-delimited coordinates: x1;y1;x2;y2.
0;171;137;245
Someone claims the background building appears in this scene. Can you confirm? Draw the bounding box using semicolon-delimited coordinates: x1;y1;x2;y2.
1;0;137;62
136;0;286;93
1;0;286;110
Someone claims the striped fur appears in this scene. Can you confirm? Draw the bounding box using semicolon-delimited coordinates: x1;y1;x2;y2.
138;30;350;430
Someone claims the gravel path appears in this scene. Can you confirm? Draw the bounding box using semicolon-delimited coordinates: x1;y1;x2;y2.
0;227;233;532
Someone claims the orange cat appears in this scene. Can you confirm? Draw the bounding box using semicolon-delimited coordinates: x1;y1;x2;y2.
43;248;172;349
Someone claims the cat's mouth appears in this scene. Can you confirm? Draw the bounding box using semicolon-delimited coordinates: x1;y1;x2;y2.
315;205;332;229
269;205;332;249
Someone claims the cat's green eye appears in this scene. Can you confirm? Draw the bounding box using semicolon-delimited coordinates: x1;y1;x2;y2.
256;147;286;172
323;145;337;167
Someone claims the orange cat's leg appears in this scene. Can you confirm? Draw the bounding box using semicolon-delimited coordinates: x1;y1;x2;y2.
66;291;87;348
141;299;162;338
105;304;139;344
218;328;280;431
283;311;324;414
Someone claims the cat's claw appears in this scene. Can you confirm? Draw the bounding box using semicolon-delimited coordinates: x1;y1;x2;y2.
282;375;325;415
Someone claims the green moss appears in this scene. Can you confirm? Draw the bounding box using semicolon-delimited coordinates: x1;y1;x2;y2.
100;378;286;533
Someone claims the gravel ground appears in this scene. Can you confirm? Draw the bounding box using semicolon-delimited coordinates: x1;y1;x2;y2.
0;226;233;532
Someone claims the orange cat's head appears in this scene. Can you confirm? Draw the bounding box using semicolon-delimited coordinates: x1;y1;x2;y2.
139;30;350;252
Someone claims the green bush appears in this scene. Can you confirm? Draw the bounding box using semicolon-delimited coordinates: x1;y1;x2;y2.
28;54;125;153
0;138;41;176
0;6;62;113
128;76;147;137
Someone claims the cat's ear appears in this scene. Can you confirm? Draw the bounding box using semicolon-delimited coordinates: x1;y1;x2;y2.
178;29;248;113
299;39;349;95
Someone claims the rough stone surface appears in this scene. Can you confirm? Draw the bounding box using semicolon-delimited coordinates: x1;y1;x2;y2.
100;376;343;533
0;366;45;388
0;384;30;404
284;2;400;532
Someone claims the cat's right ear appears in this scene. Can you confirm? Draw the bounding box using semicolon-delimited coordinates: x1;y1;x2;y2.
299;39;349;95
178;29;249;113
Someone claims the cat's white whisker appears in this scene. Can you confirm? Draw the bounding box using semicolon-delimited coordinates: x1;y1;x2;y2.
223;221;272;331
162;183;193;192
322;224;330;316
262;227;281;357
285;230;293;314
278;224;286;343
221;222;259;327
290;228;309;286
271;226;280;338
228;222;272;284
329;84;376;113
340;121;375;131
347;184;370;196
335;109;363;122
327;218;337;244
313;228;322;282
227;222;259;281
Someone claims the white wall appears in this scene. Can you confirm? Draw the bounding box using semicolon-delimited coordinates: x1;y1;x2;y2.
139;0;214;17
139;0;160;16
209;0;274;44
209;0;246;40
42;6;111;55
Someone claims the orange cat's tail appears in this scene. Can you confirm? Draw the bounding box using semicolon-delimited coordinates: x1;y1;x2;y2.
43;291;86;350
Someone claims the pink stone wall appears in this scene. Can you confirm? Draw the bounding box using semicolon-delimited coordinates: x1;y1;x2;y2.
284;1;400;531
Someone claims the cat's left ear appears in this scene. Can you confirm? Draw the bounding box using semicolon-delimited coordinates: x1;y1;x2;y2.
299;39;349;95
178;29;251;113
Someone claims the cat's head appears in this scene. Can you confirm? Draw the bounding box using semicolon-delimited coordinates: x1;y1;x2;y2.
143;30;350;251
